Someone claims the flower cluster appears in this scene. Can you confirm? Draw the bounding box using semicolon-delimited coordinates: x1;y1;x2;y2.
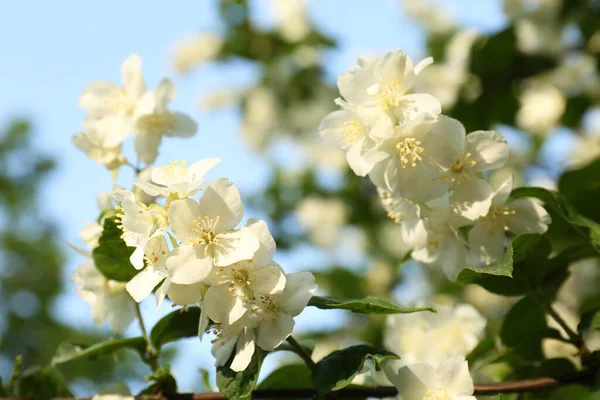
73;54;198;170
320;50;551;278
118;159;317;371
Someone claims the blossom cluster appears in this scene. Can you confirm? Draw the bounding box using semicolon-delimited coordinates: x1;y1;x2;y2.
320;50;552;279
73;54;198;170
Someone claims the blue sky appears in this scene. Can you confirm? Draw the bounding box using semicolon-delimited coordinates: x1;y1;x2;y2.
0;0;505;394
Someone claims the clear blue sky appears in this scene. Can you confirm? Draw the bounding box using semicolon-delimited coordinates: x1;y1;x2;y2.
0;0;505;394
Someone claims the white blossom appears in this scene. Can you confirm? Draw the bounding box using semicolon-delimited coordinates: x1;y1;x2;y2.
172;33;223;73
468;176;551;264
72;128;125;170
516;83;565;135
296;197;348;248
384;303;486;368
210;312;259;372
135;158;220;198
167;178;259;285
386;356;476;400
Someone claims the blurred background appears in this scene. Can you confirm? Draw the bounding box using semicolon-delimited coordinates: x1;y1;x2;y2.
1;0;600;395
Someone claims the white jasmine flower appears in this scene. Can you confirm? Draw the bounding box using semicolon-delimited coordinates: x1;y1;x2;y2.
72;129;125;170
172;33;223;73
337;50;440;127
71;245;135;334
468;176;551;264
384;303;486;368
79;54;147;147
134;158;220;199
113;190;157;264
367;114;451;203
125;232;170;303
378;189;427;248
210;312;259;372
296;197;348;248
133;78;198;164
204;219;286;325
271;0;311;43
401;0;455;34
167;178;259;285
516;83;565;135
386;356;476;400
428;118;509;220
253;271;317;351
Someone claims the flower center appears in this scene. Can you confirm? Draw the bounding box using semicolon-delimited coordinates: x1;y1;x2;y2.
256;295;280;320
377;80;403;111
216;263;254;300
484;206;516;234
444;152;478;184
141;111;176;135
191;216;221;254
423;388;450;400
104;90;136;115
342;120;362;144
396;137;425;168
160;160;189;182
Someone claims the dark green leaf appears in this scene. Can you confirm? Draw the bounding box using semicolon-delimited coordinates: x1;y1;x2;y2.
312;268;366;298
17;366;72;397
0;377;8;397
139;364;177;395
308;295;434;314
51;337;146;366
92;217;138;282
150;307;201;350
549;385;592;400
579;309;600;332
258;363;312;390
559;158;600;225
501;296;564;361
312;345;398;393
217;349;267;400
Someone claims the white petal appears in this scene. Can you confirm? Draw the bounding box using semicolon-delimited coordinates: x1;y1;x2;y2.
256;312;295;351
346;138;376;176
121;54;146;100
245;218;276;266
414;56;434;75
386;160;448;203
168;112;198;138
79;81;119;114
378;50;414;93
435;356;474;397
134;131;161;165
204;284;246;325
466;130;509;172
126;268;166;302
468;222;506;264
155;78;177;106
155;278;171;310
319;109;357;150
506;199;551;235
212;331;239;367
167;245;213;285
198;302;210;341
134;180;167;197
168;199;202;243
279;272;318;317
396;93;441;121
231;329;256;372
90;294;108;325
440;236;468;281
167;282;205;306
425;115;466;171
385;362;434;400
107;292;135;333
450;178;493;221
491;176;514;207
130;244;146;270
212;228;260;266
337;66;374;105
198;178;244;232
190;158;221;180
252;263;286;295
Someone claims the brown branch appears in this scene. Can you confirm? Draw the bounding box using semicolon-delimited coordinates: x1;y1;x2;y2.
5;368;595;400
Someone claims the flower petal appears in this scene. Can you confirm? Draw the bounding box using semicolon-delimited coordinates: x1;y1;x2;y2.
425;115;466;171
468;221;506;264
134;131;161;165
167;282;205;306
212;227;260;267
126;268;167;302
121;53;146;100
168;199;202;243
204;284;246;325
491;176;514;207
466;130;509;172
245;218;276;266
252;263;286;295
506;198;551;235
450;178;493;221
435;356;474;397
385;362;434;400
167;245;213;285
168;112;198;138
256;312;295;351
231;329;256;372
279;272;318;317
198;178;244;232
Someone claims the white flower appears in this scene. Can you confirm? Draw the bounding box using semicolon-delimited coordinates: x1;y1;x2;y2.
429;119;509;221
135;158;220;198
210;312;259;372
166;178;259;285
79;54;146;147
367;114;451;203
401;0;455;35
253;271;317;351
271;0;311;43
468;176;551;264
204;219;286;325
133;78;198;164
172;33;223;73
516;83;565;135
72;129;125;169
71;244;135;334
384;303;486;368
386;356;476;400
125;231;170;303
337;50;440;127
378;189;427;249
296;197;348;248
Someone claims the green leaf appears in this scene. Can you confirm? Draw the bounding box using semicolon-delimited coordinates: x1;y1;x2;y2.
308;295;434;315
549;385;592;400
501;296;564;361
312;345;398;393
559;158;600;225
579;309;600;332
258;363;312;390
0;377;8;397
51;337;146;366
92;217;138;282
150;307;201;350
17;366;72;397
466;337;495;365
139;364;177;395
216;348;267;400
313;268;366;298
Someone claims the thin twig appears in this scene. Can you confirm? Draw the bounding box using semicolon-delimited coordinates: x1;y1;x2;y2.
286;335;316;370
134;301;159;372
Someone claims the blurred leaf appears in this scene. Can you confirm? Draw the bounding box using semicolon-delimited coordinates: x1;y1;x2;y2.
549;385;592;400
199;368;213;392
313;268;366;298
97;382;131;395
466;337;496;365
150;307;201;350
0;378;7;397
308;295;434;314
139;364;177;395
92;217;138;282
17;366;72;397
559;158;600;225
501;296;564;361
216;348;267;400
51;338;146;366
312;345;397;393
258;363;312;390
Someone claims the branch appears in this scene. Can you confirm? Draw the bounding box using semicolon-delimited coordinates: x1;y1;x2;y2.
134;301;159;372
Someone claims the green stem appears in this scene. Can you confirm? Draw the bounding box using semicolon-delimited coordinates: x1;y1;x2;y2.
286;336;316;370
134;301;159;372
